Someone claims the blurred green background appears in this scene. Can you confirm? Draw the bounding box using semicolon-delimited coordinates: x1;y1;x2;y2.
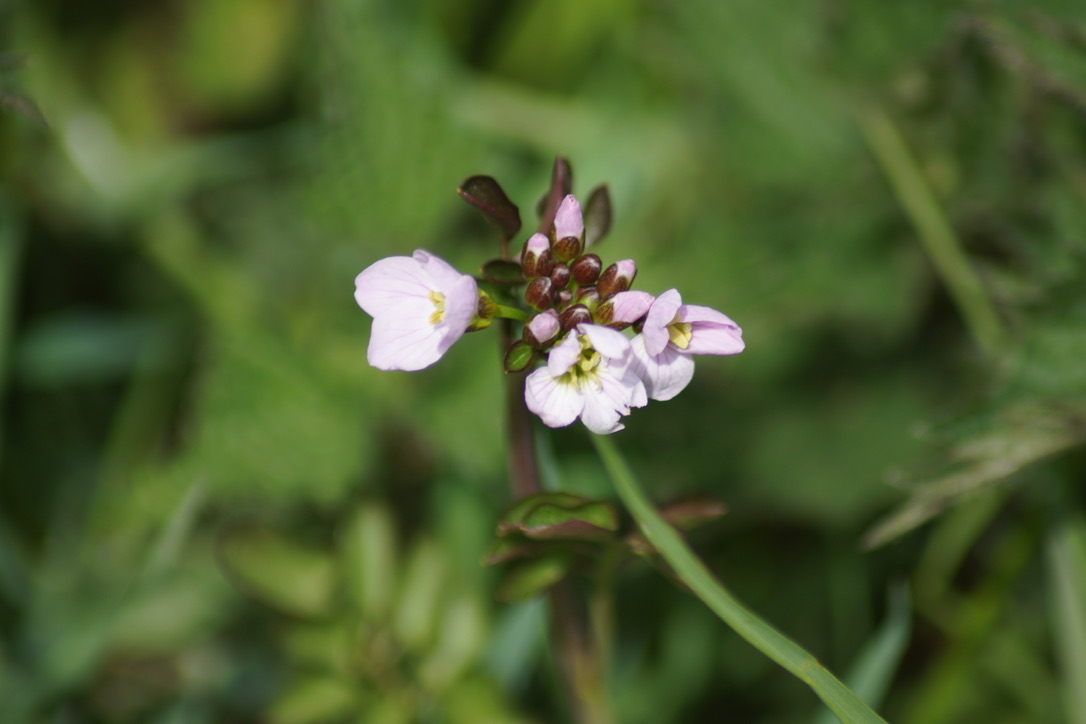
3;0;1086;722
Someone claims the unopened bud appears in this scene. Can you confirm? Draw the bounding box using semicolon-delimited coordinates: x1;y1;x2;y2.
523;310;561;347
576;285;600;308
553;236;583;262
557;288;573;307
597;259;637;297
596;290;653;328
549;262;571;289
553;195;584;241
525;277;556;310
570;254;602;285
559;304;593;331
521;233;554;278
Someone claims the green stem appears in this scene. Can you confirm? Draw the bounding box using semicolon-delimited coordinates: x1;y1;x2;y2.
591;434;888;724
494;303;528;322
857;104;1007;359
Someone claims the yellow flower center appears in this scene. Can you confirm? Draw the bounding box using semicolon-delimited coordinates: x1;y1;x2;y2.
561;337;602;389
667;314;693;349
428;290;446;325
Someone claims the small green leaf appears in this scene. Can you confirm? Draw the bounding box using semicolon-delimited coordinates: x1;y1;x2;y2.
458;175;521;240
496;554;573;602
341;504;398;620
503;340;537;373
481;537;540;567
583;184;613;246
268;675;358;724
480;259;525;286
498;492;587;535
519;500;618;541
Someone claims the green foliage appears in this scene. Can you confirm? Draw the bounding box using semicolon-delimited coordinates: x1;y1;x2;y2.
4;0;1086;721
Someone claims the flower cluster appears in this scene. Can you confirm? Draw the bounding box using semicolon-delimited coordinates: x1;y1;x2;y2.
354;176;744;434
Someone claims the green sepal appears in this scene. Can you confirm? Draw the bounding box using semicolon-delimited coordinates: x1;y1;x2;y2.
457;175;521;241
480;258;525;286
495;554;573;602
503;340;537;373
583;183;613;246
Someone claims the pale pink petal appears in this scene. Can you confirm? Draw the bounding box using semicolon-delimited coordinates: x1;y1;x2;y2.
547;332;581;376
367;314;443;371
684;324;744;355
354;256;433;317
642;289;682;356
524;233;550;256
553;195;583;240
677;303;739;327
579;372;632;434
438;274;479;345
525;368;583;428
608;291;654;324
630;334;695;401
414;249;464;291
578;324;630;361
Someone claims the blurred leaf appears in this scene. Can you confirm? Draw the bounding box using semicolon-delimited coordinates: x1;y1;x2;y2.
268;675;358;724
481;258;525;285
496;554;573;602
341;503;398;622
865;401;1086;548
394;538;447;651
419;592;487;691
458;176;522;241
497;492;618;541
14;313;169;387
536;155;573;232
217;528;335;617
582;183;612;247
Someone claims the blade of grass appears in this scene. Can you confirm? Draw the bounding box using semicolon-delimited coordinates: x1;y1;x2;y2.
591;434;888;724
1047;508;1086;724
812;585;911;724
856;104;1007;359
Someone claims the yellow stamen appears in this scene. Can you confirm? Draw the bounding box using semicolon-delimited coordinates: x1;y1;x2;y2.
428;290;446;325
668;321;693;349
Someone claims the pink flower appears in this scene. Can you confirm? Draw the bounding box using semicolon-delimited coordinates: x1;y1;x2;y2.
525;324;647;435
354;250;478;371
630;288;744;401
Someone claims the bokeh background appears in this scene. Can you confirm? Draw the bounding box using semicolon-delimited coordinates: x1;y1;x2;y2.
3;0;1086;722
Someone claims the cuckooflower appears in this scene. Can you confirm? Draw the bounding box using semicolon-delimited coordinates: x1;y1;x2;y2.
630;288;744;401
354;250;478;371
525;324;647;435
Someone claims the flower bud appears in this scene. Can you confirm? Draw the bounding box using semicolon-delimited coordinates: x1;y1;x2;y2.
523;310;561;347
553;235;583;262
521;233;554;278
596;290;653;327
597;259;637;298
576;285;600;308
549;262;571;289
468;290;498;331
553;195;584;242
557;288;573;307
559;304;593;331
525;276;557;310
570;254;602;285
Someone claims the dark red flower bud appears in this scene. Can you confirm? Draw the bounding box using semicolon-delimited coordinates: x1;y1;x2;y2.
553;235;583;262
557;288;573;307
576;285;600;307
525;277;557;310
521;233;554;279
549;262;571;289
597;259;637;298
559;304;593;331
570;254;602;285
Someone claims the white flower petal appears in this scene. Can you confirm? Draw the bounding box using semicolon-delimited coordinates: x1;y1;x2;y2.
354;256;434;317
525;368;583;428
367;314;443;371
642;289;682;356
578;324;631;360
630;334;695;401
547;332;581;377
